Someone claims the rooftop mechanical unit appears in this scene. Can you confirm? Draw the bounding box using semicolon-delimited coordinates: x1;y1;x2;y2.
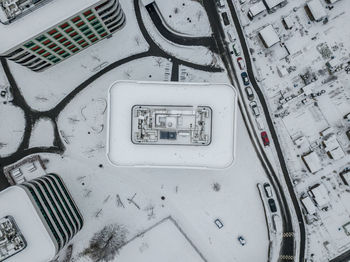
132;105;212;146
0;216;26;262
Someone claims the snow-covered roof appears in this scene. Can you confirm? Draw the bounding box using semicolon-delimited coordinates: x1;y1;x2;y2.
0;0;102;54
307;0;327;21
302;151;322;173
248;2;266;17
283;15;294;29
310;183;330;208
301;195;317;215
107;81;237;169
263;0;285;9
259;24;280;48
0;186;56;262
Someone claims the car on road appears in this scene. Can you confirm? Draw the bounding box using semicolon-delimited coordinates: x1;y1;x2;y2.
263;183;273;198
237;57;245;70
249;101;260;117
268;198;277;213
237;236;246;246
261;131;270;146
214;219;224;229
241;72;249;85
245;86;254;101
255;117;265;130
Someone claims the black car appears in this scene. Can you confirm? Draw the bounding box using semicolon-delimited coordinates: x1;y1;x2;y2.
268;199;277;213
241;72;250;86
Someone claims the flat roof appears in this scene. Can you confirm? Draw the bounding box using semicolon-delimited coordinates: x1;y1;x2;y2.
302;151;322;173
259;24;280;48
249;2;266;17
107;81;237;169
0;186;56;262
0;0;102;54
307;0;327;21
263;0;285;9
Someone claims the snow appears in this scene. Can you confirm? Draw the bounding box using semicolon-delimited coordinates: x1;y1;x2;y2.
263;0;285;9
302;151;323;174
0;186;56;262
29;118;55;148
309;183;330;208
248;2;266;18
301;195;317;215
107;81;237;169
0;103;25;157
307;0;327;22
116;217;205;262
0;0;103;54
258;24;280;48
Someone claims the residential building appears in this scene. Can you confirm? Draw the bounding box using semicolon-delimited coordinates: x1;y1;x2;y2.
0;173;83;262
258;24;280;48
0;0;126;72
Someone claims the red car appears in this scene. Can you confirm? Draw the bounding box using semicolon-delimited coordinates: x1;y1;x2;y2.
237;57;245;70
261;131;270;146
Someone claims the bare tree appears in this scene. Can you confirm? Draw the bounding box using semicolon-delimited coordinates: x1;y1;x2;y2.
82;224;128;262
58;244;73;262
134;36;141;46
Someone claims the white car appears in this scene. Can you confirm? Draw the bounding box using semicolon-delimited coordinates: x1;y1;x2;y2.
263;183;273;198
249;101;260;117
214;219;224;229
238;236;246;246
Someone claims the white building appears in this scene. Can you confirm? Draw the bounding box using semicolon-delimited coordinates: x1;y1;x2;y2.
309;183;330;209
0;174;83;262
301;195;317;215
263;0;286;10
107;81;237;169
302;151;322;173
259;24;280;48
306;0;327;22
323;135;345;160
248;2;266;18
0;0;125;72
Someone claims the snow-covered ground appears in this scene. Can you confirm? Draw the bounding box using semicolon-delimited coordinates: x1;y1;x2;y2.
231;0;350;260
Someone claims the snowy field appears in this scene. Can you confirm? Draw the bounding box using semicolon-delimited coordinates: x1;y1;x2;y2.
0;0;275;261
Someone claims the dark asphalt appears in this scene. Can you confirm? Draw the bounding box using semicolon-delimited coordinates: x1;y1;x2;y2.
225;0;306;261
0;0;223;190
145;3;218;53
330;249;350;262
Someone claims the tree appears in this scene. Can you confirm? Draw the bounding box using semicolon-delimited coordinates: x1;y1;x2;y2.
82;224;128;262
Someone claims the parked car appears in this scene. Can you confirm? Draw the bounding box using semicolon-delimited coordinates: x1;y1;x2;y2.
261;131;270;146
268;199;277;213
232;43;241;56
255;117;265;130
241;72;249;85
237;236;246;246
237;57;245;70
214;219;224;229
245;86;254;101
249;101;260;117
263;183;273;198
221;12;230;26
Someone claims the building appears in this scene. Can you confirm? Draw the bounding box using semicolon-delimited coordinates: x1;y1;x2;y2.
302;151;322;173
248;1;266;19
263;0;287;10
322;135;345;160
107;81;237;169
306;0;327;22
258;24;280;48
0;173;83;262
4;155;46;185
0;0;126;72
308;183;330;209
300;195;317;215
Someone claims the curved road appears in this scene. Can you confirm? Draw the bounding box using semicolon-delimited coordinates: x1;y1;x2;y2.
225;1;306;261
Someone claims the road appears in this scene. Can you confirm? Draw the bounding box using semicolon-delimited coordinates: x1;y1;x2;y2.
145;2;218;53
224;0;306;261
0;0;223;190
330;249;350;262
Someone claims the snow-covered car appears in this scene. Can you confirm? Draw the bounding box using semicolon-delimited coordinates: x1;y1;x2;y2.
263;183;273;198
245;86;254;101
214;219;224;229
237;236;246;246
249;101;260;117
237;57;245;70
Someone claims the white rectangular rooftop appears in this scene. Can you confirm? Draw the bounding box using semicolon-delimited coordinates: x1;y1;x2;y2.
0;186;56;262
307;0;327;21
259;24;280;48
263;0;285;9
107;81;237;169
248;2;266;17
302;151;322;173
0;0;101;54
310;184;330;208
